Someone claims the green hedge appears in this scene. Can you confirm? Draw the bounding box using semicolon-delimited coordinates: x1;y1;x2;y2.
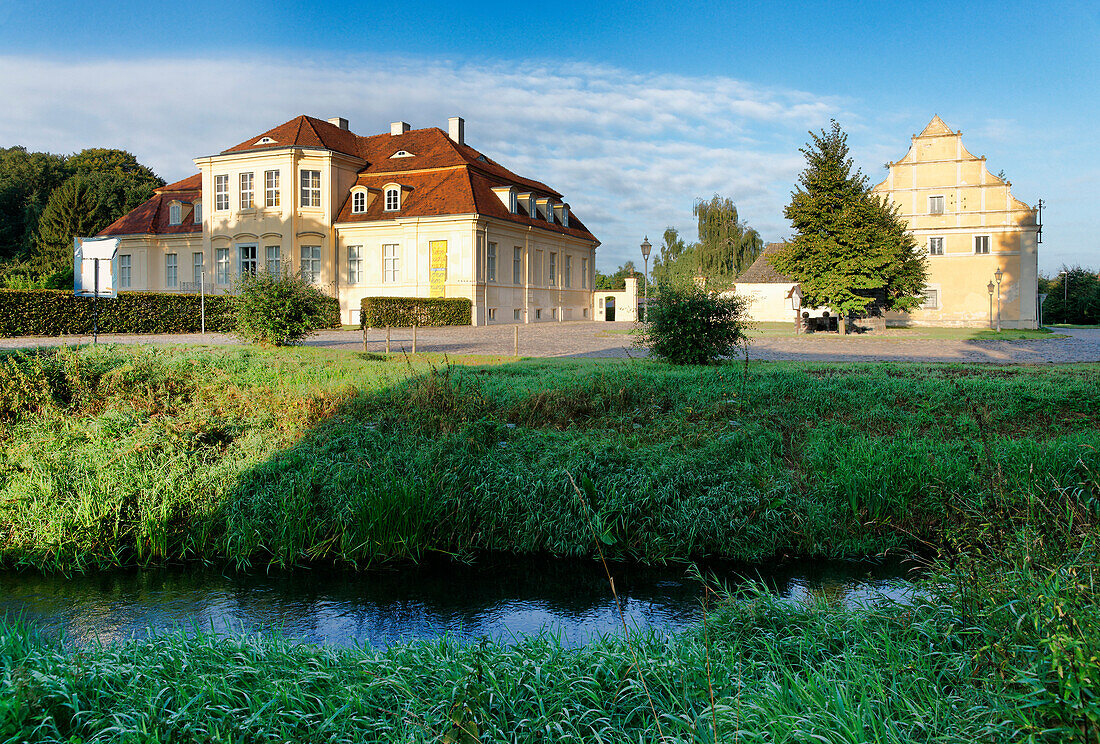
360;297;472;328
0;289;340;338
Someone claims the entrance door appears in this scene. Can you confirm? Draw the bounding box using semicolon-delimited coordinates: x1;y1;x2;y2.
605;296;616;321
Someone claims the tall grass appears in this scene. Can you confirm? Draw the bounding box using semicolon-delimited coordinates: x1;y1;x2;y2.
1;345;1098;570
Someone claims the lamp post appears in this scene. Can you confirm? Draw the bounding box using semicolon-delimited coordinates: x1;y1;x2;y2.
987;280;995;329
640;236;652;323
994;267;1003;332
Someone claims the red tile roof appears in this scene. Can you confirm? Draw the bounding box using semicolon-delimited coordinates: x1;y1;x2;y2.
99;174;201;237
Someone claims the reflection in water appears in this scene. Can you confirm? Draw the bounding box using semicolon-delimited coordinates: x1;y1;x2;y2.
0;556;920;649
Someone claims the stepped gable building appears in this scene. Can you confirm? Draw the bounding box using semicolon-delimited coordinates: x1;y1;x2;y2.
872;115;1040;328
98;115;600;325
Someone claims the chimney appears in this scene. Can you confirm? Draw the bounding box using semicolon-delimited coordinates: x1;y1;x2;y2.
328;117;349;130
390;121;411;136
448;116;465;145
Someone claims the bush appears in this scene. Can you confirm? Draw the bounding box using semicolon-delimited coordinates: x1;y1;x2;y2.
234;271;337;346
635;284;751;364
360;297;471;328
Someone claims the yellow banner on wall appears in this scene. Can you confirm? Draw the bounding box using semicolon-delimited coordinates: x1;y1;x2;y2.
429;240;447;297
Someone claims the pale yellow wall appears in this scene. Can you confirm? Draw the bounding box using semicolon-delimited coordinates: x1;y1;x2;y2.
594;277;638;322
731;283;800;322
872;118;1039;328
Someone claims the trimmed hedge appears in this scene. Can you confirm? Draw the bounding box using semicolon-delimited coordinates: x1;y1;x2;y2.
360;297;472;328
0;289;340;338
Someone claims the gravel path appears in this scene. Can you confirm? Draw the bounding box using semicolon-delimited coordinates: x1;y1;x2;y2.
3;323;1099;364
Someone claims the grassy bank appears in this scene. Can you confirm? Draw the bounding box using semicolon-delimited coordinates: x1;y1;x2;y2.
1;344;1099;570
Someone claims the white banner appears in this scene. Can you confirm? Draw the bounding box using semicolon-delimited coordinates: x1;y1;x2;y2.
73;237;120;298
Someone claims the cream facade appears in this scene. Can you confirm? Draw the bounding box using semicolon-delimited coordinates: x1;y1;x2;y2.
100;115;600;326
873;116;1040;328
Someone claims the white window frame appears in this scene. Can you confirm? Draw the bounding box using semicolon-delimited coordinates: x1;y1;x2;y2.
384;187;400;211
265;245;281;275
168;202;181;225
974;235;991;255
928;195;945;215
165;253;178;288
215;175;229;211
193;201;202;224
487;242;497;282
509;191;518;214
119;254;132;288
240;172;254;210
549;252;556;286
300;170;321;208
215;248;230;285
192;252;204;285
352;191;367;214
581;257;588;288
265;170;280;208
928;236;945;256
921;289;940;309
347;245;363;284
300;245;321;282
239;244;258;276
382;243;400;283
513;246;522;285
564;255;572;287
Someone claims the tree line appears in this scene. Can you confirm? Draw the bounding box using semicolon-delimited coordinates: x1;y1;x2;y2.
0;145;164;288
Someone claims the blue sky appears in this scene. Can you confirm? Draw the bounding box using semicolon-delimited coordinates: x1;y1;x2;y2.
1;0;1096;273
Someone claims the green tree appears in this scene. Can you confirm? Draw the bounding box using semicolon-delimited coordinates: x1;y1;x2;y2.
651;227;696;287
635;283;751;365
595;260;639;291
693;195;763;279
771;120;926;319
68;148;163;218
234;270;331;346
0;147;71;262
1039;266;1100;325
31;176;108;276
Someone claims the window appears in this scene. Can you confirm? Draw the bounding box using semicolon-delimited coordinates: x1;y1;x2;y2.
564;255;572;287
513;308;521;321
119;254;131;288
300;170;321;208
165;253;178;288
581;257;588;288
192;252;204;284
549;252;556;286
921;290;939;309
384;187;400;211
974;235;991;254
509;191;518;214
352;191;366;213
239;244;258;275
215;248;230;284
513;247;522;284
300;245;321;281
583;308;588;318
240;172;254;209
265;245;281;275
488;308;496;321
265;170;280;208
193;201;202;224
928;237;944;256
551;308;557;319
347;245;363;284
168;202;181;225
383;244;400;283
215;175;229;211
535;309;542;320
487;242;497;281
929;195;944;215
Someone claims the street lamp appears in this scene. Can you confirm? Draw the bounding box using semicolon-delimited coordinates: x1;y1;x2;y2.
1059;270;1068;303
994;267;1004;332
640;236;652;323
987;281;995;328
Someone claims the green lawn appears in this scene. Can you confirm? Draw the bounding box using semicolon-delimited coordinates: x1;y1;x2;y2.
604;322;1063;341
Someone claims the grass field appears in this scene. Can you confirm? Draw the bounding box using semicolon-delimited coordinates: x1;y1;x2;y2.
2;345;1098;741
600;321;1063;340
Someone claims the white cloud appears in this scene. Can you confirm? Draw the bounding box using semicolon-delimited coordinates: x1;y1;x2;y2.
0;53;847;270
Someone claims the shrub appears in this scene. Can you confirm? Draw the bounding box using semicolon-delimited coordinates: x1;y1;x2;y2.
234;271;336;346
635;284;751;364
360;297;471;328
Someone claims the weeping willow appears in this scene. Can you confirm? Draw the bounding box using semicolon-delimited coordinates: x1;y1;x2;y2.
692;195;764;277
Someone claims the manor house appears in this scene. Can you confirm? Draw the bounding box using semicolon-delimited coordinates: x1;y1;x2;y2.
98;115;600;325
872;115;1040;328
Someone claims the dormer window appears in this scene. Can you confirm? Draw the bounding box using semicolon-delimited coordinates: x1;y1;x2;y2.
509;192;518;214
256;136;276;145
168;202;181;225
352;190;367;213
193;201;202;224
390;150;415;158
384;187;400;211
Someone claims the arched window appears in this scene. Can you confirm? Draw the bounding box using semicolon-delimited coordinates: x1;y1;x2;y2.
352;191;367;213
384;187;400;211
169;202;181;225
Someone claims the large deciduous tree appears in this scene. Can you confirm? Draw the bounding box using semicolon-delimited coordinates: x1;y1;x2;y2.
771;120;926;318
650;197;763;291
0;146;71;263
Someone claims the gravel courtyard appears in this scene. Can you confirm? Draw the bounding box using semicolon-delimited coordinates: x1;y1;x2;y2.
4;322;1100;364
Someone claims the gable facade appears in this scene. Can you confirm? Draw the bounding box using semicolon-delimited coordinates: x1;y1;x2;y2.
873;115;1040;328
99;115;600;325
